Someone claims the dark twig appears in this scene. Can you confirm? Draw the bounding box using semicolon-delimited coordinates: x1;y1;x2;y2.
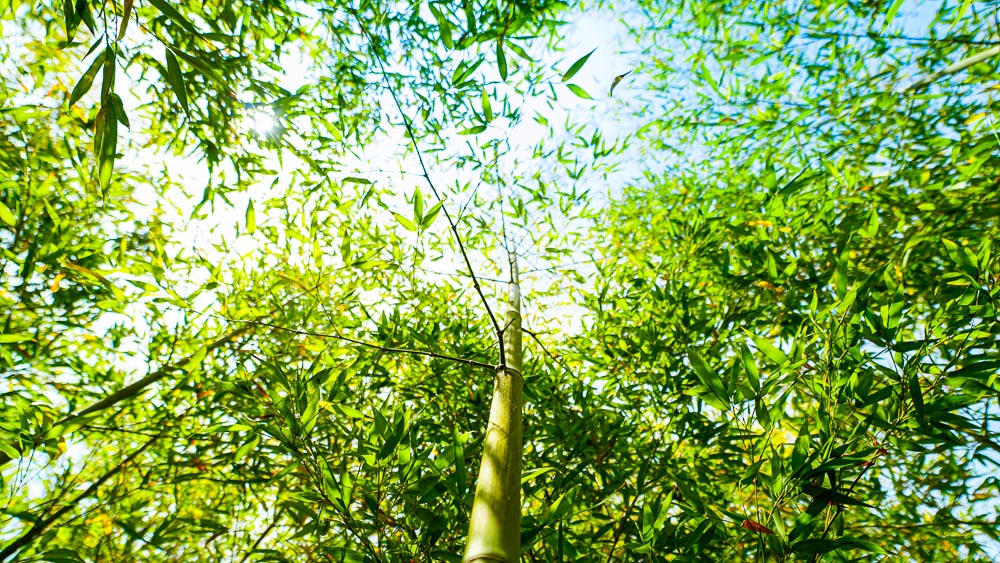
239;508;285;563
349;6;506;368
223;316;496;371
0;326;252;468
0;435;160;561
523;327;576;379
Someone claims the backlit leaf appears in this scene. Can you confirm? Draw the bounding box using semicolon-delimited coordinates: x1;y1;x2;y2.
68;51;106;107
567;83;593;99
562;48;596;82
245;199;256;234
164;49;190;115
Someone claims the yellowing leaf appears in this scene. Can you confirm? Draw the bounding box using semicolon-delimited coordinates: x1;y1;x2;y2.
117;0;134;39
62;261;110;284
965;112;987;125
567;83;593;100
276;272;308;291
245;199;256;234
0;200;15;226
50;273;65;293
610;69;632;97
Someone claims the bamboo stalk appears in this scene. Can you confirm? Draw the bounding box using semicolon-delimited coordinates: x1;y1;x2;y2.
463;258;523;562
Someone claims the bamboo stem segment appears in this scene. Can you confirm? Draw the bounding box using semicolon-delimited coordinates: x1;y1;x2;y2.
463;259;523;562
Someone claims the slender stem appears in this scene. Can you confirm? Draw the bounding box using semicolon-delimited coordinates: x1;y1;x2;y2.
0;327;251;468
225;317;496;371
0;435;159;561
239;508;284;563
349;5;506;367
905;45;1000;92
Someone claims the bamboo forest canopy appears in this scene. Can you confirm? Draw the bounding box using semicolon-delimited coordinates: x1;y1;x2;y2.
2;0;1000;560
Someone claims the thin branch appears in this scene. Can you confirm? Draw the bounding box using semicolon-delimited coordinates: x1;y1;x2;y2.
239;508;285;563
348;6;506;368
0;435;159;561
0;326;252;468
846;519;1000;530
604;436;663;562
523;327;575;380
223;317;497;371
801;25;998;47
905;45;1000;92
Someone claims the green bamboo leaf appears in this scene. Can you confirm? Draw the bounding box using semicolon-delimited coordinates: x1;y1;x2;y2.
413;187;424;223
0;441;20;461
68;50;106;107
801;483;877;510
100;47;116;102
232;435;259;464
520;467;555;484
245;199;256;234
497;39;508;81
420;202;442;229
0;200;15;226
108;93;129;128
567;83;593;99
337;405;365;418
740;343;759;392
748;333;787;365
481;87;493;123
792;538;885;556
93;104;118;195
943;239;979;277
76;0;96;32
393;212;418;232
452;426;468;492
562;47;596;82
0;333;32;343
506;40;532;62
790;418;811;472
689;351;730;408
343;176;372;184
452;58;484;85
147;0;199;34
458;125;487;135
171;49;227;91
38;548;85;563
62;0;80;41
164;50;190;115
428;4;453;49
546;485;579;523
909;373;924;419
882;0;905;31
117;0;134;39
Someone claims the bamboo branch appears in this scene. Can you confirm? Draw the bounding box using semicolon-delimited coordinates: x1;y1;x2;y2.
905;45;1000;92
349;6;507;368
0;327;251;468
224;317;497;371
0;434;159;561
